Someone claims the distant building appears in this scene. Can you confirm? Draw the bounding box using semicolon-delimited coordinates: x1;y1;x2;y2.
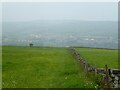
29;43;33;47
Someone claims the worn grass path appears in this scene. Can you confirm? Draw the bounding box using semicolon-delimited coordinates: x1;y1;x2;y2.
2;46;97;88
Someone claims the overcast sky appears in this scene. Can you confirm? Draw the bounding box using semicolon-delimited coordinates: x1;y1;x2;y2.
0;0;119;2
2;2;118;22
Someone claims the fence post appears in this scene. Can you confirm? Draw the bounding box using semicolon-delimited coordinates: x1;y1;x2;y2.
104;64;111;88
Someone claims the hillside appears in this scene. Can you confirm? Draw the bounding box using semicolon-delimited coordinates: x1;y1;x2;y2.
2;20;118;49
2;46;97;88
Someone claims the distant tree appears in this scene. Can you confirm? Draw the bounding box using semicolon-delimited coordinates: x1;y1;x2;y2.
29;43;33;47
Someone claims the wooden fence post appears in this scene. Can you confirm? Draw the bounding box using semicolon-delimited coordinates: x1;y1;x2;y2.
104;64;111;88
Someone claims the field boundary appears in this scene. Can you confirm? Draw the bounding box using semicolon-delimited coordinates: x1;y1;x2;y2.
69;47;120;88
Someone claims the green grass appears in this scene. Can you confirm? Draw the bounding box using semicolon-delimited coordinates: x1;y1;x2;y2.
76;48;118;69
0;46;2;89
2;46;97;88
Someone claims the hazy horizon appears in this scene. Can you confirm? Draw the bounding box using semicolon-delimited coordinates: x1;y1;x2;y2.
2;2;118;49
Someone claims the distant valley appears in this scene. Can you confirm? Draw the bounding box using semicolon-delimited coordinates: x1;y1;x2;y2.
2;20;118;49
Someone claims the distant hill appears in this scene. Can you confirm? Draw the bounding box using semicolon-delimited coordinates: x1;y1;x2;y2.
2;20;118;49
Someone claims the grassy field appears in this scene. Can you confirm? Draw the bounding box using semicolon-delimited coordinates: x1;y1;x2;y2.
76;48;118;69
0;46;2;89
2;46;97;88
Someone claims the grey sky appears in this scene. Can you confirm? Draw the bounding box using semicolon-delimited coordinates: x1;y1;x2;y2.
2;2;118;22
1;0;119;2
